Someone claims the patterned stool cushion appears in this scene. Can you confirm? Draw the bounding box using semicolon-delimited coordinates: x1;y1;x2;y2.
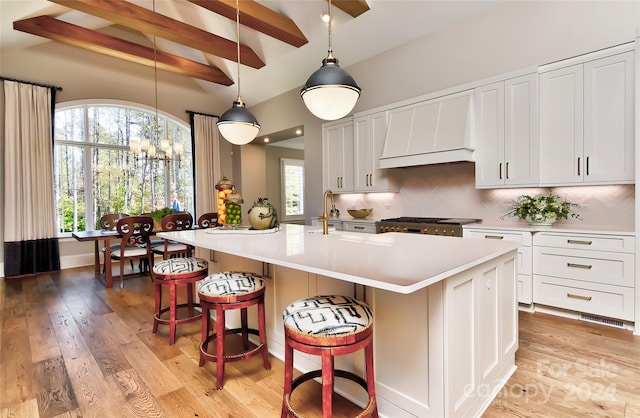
198;272;265;297
283;295;373;337
153;257;208;276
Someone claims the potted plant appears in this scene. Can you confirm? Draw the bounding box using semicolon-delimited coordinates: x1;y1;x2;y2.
502;193;581;226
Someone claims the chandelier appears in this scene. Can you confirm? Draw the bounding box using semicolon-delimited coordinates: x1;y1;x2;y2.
130;138;183;162
129;0;183;163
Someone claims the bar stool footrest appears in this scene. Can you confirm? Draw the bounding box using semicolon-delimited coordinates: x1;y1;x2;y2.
286;369;376;418
200;327;265;362
154;303;202;326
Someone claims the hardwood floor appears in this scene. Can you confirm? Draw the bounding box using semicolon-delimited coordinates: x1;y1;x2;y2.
1;266;639;417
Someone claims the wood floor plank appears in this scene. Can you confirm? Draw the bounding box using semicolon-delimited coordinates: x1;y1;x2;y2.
48;309;91;361
156;386;214;418
105;368;166;417
27;310;61;363
64;354;125;416
0;330;36;409
0;397;39;418
64;294;132;377
33;356;78;418
119;339;183;397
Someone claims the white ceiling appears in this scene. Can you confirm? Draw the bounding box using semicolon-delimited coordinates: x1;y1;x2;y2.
0;0;502;111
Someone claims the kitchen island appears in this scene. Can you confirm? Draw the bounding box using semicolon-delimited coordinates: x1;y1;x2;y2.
159;224;519;418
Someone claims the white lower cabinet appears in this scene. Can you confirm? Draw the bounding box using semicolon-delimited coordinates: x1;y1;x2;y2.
464;227;533;304
532;231;635;321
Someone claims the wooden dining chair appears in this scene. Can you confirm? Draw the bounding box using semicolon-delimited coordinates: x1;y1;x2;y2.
99;213;131;273
110;216;155;289
152;212;195;260
197;212;218;229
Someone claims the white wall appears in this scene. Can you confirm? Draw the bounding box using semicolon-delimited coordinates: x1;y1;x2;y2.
252;0;639;226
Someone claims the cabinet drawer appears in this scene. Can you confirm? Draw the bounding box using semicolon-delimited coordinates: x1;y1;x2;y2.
533;232;634;253
533;247;634;287
343;222;377;234
465;229;532;246
533;275;634;321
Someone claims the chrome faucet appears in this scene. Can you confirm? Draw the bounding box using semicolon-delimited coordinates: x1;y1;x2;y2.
319;189;335;235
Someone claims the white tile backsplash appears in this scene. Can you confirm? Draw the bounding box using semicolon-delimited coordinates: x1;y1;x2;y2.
334;162;634;229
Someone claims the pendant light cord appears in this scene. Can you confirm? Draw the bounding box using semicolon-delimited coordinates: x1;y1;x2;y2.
235;0;241;101
327;0;333;57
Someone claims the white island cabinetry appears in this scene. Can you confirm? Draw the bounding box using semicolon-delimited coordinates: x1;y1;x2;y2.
168;225;518;418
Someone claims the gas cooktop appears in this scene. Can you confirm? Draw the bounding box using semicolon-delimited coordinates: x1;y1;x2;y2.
379;217;481;225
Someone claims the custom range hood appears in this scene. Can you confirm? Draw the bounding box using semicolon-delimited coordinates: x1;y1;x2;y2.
379;89;475;169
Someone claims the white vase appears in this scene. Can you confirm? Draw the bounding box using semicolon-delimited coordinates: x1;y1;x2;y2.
528;215;555;227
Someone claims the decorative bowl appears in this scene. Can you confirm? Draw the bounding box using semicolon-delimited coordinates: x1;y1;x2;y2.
347;208;373;219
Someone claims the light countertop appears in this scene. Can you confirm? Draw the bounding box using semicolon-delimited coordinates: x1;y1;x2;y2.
159;224;517;294
464;222;635;235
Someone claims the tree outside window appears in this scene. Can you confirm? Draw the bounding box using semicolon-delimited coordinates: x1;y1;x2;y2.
54;101;194;233
280;158;304;221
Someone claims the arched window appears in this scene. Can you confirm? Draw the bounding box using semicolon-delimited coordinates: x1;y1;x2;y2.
54;100;194;234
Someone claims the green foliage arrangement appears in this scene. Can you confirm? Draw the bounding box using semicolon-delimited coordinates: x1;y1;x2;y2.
502;193;581;222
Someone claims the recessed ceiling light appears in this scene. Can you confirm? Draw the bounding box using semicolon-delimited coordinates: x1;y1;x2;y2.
263;138;270;143
321;13;330;23
295;129;302;135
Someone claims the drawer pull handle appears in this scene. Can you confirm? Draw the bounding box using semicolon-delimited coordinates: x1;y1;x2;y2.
567;262;592;269
354;226;365;230
484;235;504;240
567;293;592;301
567;239;593;245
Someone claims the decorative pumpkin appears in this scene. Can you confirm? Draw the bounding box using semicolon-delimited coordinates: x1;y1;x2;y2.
248;197;279;230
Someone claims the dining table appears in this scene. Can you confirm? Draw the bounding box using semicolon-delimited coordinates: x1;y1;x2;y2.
72;229;121;287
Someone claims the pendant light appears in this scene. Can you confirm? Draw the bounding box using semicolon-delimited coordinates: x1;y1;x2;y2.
300;0;361;121
217;0;261;145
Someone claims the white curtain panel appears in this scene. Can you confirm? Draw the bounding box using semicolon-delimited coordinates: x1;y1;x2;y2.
2;80;60;277
193;114;221;216
3;80;57;241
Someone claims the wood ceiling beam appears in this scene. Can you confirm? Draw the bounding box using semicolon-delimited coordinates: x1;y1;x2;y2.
48;0;265;69
13;16;234;86
188;0;308;48
333;0;370;18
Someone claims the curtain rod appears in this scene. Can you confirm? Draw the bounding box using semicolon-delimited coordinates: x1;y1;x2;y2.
0;76;63;91
186;110;219;119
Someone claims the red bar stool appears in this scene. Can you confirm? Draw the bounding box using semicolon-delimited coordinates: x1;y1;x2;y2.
151;257;209;345
281;295;378;418
197;271;271;389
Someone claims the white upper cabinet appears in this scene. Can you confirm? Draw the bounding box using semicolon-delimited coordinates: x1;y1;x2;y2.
539;49;634;185
322;118;354;193
354;111;399;192
475;73;539;188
